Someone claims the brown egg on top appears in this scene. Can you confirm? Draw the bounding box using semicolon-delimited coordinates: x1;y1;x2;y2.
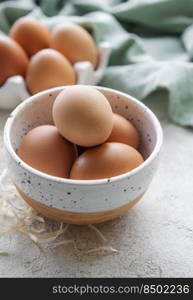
50;23;98;69
10;17;51;56
17;125;77;178
52;85;113;147
106;113;140;149
26;49;76;94
0;35;28;85
70;142;144;180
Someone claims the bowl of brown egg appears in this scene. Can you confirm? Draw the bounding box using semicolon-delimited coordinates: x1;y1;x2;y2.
0;17;111;110
4;85;163;225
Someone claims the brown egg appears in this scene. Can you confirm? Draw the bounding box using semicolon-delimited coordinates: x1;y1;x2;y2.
70;142;144;180
26;49;76;94
0;35;28;85
18;125;77;178
52;85;113;147
106;113;140;148
10;17;51;56
50;23;98;68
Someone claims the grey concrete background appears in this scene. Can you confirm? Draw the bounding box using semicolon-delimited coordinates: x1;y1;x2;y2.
0;96;193;278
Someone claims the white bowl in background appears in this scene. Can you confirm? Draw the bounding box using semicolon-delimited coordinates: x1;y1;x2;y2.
0;42;111;110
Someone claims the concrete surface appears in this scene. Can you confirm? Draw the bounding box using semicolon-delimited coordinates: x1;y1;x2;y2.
0;95;193;278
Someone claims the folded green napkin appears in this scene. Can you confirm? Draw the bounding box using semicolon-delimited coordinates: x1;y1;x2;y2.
1;0;193;126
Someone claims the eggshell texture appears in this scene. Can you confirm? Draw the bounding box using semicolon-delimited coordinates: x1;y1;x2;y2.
10;17;51;56
106;113;140;148
50;23;98;68
70;142;144;180
17;125;77;178
53;85;113;147
26;49;75;94
0;35;28;86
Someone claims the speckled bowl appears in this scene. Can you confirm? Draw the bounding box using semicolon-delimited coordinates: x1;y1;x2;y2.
3;86;163;224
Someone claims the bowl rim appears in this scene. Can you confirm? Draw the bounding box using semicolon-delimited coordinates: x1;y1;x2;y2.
4;85;163;186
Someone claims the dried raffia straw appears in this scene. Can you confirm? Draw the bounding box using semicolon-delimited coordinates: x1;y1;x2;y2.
0;168;7;187
0;168;118;256
51;239;81;255
81;246;118;255
88;224;107;242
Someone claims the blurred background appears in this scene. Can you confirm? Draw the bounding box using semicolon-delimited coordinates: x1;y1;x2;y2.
1;0;193;125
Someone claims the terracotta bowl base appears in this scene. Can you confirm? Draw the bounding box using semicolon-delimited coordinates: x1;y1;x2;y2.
16;187;144;225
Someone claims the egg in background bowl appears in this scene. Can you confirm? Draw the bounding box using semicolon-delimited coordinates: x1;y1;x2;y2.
26;49;76;94
0;17;110;110
9;17;51;57
0;41;111;110
50;23;98;69
0;35;28;86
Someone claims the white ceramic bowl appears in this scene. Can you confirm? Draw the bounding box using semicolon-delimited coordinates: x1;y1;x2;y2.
0;42;111;110
3;86;163;224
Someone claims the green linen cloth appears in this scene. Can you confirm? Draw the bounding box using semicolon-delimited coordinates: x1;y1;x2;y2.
1;0;193;126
